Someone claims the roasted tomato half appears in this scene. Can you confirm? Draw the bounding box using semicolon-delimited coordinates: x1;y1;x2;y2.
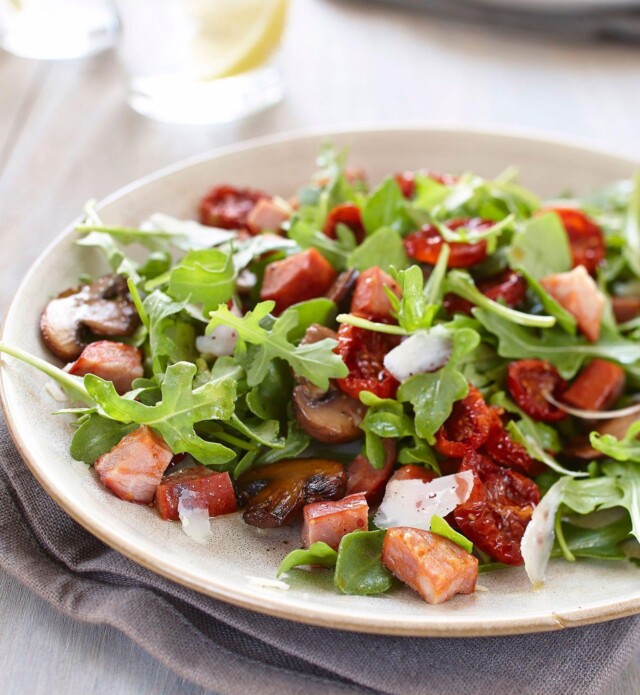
199;184;267;230
324;202;366;244
507;359;567;422
546;207;605;274
454;451;540;565
403;219;489;268
444;269;527;316
335;322;400;399
481;407;544;477
435;385;492;457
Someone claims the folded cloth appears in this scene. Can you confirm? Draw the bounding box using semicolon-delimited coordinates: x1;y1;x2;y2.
0;412;638;695
356;0;640;42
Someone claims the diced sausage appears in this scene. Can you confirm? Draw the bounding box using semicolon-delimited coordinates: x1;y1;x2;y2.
94;426;173;504
155;465;238;521
612;296;640;324
388;465;437;484
345;440;396;505
381;527;478;604
301;493;368;550
68;340;143;394
562;359;625;412
540;266;605;342
260;249;337;314
350;267;402;320
246;198;290;234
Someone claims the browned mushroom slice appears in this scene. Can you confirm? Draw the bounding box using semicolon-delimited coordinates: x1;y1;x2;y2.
40;274;139;361
292;324;366;443
567;412;640;460
237;458;347;528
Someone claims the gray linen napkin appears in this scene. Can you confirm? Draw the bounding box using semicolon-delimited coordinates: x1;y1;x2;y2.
0;412;638;695
352;0;640;42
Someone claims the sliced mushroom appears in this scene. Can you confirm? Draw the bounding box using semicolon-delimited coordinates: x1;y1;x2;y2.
566;411;640;460
236;458;347;528
292;324;366;443
40;274;139;361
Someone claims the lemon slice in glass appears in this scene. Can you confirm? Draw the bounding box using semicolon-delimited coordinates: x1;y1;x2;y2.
186;0;289;81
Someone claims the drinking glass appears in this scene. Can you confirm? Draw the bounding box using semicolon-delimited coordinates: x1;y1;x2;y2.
119;0;289;125
0;0;119;60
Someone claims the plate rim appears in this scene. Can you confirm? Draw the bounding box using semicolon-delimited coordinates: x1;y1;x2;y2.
2;123;640;637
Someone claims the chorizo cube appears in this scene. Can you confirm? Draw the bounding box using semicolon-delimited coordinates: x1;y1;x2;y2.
94;426;173;504
382;527;478;604
302;493;368;550
68;341;143;394
155;465;238;521
260;248;336;314
350;266;402;320
562;359;625;412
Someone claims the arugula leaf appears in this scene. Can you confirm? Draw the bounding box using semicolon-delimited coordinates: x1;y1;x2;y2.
445;270;556;328
392;265;437;333
279;298;337;343
70;414;137;465
623;174;640;277
490;391;560;452
397;328;479;443
76;231;141;284
334;530;392;595
430;515;473;553
0;342;93;405
230;234;298;272
246;359;293;421
143;291;196;376
206;301;347;389
552;517;630;562
256;421;310;465
562;476;623;515
85;361;238;466
475;309;640;379
601;461;640;542
77;213;236;252
590;420;640;461
168;248;235;314
361;177;408;235
287;216;354;270
277;542;338;577
507;213;572;278
347;227;410;273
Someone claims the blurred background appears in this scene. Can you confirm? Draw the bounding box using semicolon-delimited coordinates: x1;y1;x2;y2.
1;1;640;692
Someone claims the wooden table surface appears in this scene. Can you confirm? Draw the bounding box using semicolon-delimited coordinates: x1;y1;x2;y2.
1;1;639;692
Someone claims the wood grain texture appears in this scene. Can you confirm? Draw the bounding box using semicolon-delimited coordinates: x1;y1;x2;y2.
0;0;639;692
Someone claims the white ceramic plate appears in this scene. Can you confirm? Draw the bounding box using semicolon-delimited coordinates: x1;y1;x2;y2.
2;126;639;637
473;0;640;10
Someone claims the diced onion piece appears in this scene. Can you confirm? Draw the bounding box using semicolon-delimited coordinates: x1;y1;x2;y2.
374;470;474;531
544;392;640;421
521;477;570;588
383;326;453;383
178;489;212;543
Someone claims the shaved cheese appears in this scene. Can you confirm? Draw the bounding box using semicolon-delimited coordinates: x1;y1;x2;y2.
544;392;640;421
374;470;474;531
383;326;453;383
178;490;212;543
521;477;570;588
45;381;69;403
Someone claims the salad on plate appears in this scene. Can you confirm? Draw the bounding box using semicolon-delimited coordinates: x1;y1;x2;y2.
2;146;640;605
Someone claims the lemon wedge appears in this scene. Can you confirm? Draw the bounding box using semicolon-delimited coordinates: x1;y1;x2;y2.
186;0;289;81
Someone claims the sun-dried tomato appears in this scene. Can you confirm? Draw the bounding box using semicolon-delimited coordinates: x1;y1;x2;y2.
444;269;527;315
454;451;540;565
546;207;605;274
394;171;459;199
324;202;366;244
481;407;545;476
435;385;492;457
335;322;400;400
199;184;267;230
506;359;567;422
403;219;489;268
